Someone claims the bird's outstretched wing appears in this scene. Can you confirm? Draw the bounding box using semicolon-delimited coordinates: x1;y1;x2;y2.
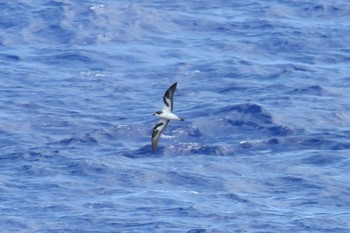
151;118;169;152
162;82;177;112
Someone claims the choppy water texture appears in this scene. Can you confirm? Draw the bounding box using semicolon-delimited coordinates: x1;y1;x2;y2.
1;0;350;232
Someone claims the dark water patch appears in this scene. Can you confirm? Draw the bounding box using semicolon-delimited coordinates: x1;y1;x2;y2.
238;141;255;150
330;141;350;150
301;3;350;17
302;154;346;166
170;143;226;156
292;218;349;233
123;145;153;159
184;144;221;155
0;53;20;61
186;229;206;233
34;23;75;44
217;103;273;124
49;52;94;64
124;143;226;157
30;49;103;67
267;138;279;145
260;38;306;53
220;193;250;203
269;63;316;75
287;85;328;96
125;138;243;156
266;137;343;151
0;150;56;162
219;85;251;94
238;135;350;153
0;152;23;161
156;205;196;216
186;127;203;138
217;104;293;137
59;135;98;146
266;125;292;136
181;17;275;36
277;176;323;190
298;137;333;148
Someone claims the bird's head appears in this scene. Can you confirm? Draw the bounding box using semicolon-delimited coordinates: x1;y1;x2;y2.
153;111;162;116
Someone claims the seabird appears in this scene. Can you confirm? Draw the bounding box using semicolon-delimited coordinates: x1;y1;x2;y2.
152;82;183;152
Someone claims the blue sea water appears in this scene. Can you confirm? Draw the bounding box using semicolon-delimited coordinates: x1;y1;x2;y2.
1;0;350;232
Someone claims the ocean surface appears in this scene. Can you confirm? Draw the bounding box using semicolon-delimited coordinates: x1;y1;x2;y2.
1;0;350;232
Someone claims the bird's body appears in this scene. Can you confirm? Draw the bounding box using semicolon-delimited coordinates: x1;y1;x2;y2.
155;111;183;121
152;82;183;152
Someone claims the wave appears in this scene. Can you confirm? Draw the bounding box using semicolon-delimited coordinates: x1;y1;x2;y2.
30;103;350;157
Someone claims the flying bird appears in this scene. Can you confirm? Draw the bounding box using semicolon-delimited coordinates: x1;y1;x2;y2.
152;82;183;152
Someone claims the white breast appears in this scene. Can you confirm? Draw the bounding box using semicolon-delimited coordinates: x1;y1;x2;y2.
160;111;182;121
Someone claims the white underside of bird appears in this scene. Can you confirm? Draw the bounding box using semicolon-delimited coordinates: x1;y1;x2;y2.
152;82;183;152
157;110;183;121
